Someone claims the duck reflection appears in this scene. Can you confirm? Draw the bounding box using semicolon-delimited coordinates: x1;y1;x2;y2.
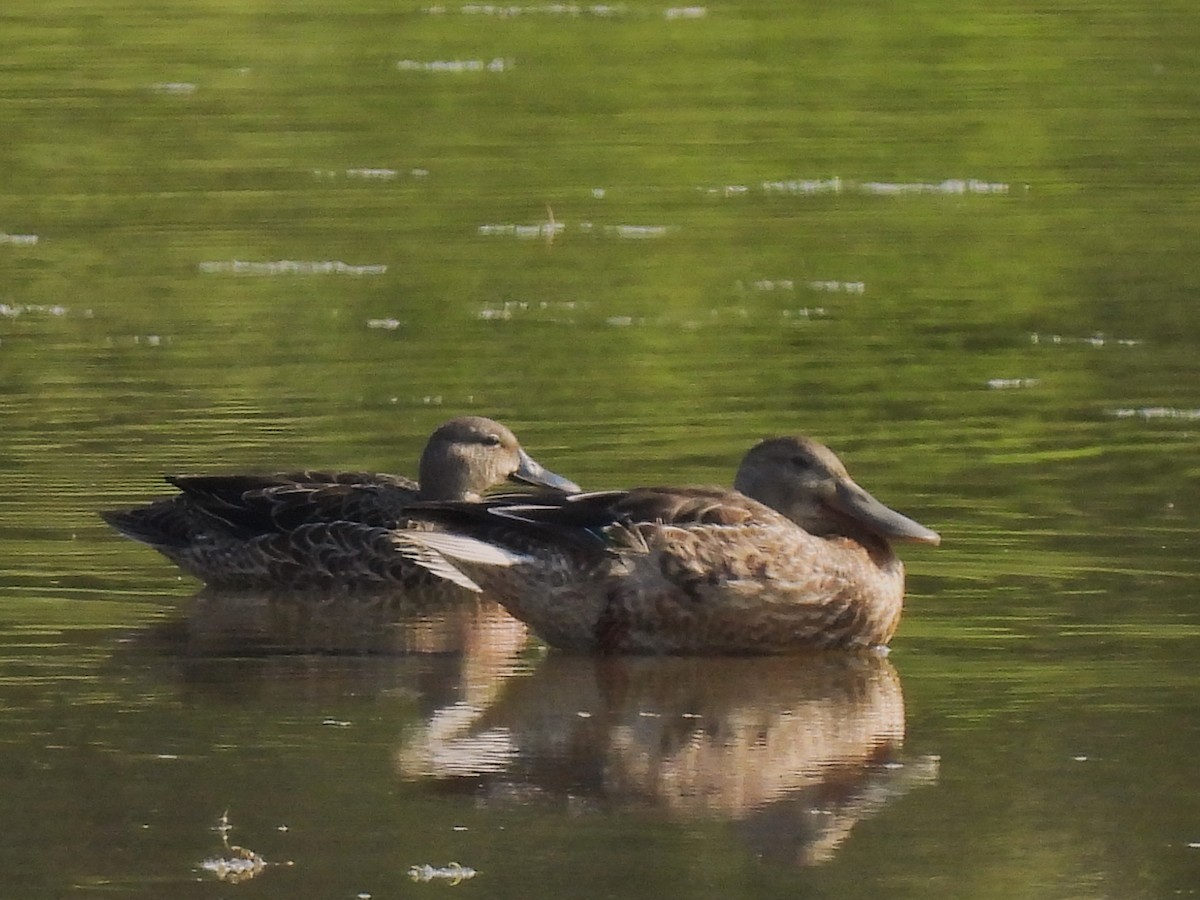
132;588;532;713
396;652;937;866
152;587;529;658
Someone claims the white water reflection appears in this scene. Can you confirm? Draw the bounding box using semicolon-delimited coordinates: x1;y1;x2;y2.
1030;332;1143;347
756;176;1010;196
396;58;513;73
806;280;866;294
198;260;388;276
0;232;39;245
477;299;581;321
478;222;565;239
366;317;403;330
427;4;625;16
602;224;673;239
149;82;197;95
471;298;835;330
0;302;68;317
664;6;707;19
987;378;1040;389
476;221;674;239
311;167;429;180
761;177;843;196
859;179;1010;196
780;307;828;320
1109;406;1200;420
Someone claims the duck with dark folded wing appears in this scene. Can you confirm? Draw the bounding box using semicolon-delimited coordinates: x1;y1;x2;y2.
399;435;940;653
101;416;579;590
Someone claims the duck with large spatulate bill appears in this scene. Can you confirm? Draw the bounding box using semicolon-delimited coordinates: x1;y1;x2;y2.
400;435;940;653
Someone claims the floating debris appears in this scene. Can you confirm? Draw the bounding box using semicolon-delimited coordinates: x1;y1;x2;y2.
201;845;266;884
408;862;477;885
987;378;1040;390
0;232;39;245
199;811;291;885
665;6;706;18
1109;407;1200;420
366;318;402;330
198;260;387;276
397;58;512;73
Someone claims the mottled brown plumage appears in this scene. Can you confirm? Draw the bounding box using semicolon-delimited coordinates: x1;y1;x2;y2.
100;416;578;589
401;436;940;654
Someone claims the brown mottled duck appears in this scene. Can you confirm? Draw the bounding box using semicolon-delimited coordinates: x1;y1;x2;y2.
399;435;940;653
100;416;579;590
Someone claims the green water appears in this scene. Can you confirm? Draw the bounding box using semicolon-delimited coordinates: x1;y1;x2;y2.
2;0;1199;896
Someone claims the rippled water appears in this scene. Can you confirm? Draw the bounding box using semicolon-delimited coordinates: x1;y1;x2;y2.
3;0;1200;897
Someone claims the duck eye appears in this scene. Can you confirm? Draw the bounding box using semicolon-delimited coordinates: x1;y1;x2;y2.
481;434;503;447
789;455;810;469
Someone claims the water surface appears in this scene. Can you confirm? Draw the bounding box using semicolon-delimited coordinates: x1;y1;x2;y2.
2;0;1199;897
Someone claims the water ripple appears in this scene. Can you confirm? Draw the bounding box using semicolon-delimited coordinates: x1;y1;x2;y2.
198;260;387;276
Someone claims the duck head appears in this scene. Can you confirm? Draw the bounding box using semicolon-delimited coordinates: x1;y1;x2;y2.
732;436;940;546
418;416;580;501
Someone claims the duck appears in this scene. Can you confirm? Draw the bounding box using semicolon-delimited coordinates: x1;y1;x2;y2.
397;435;940;654
100;416;580;590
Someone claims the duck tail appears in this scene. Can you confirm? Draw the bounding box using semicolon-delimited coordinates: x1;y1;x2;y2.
99;503;192;549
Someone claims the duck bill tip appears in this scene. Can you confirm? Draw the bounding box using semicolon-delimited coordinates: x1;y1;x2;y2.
513;449;581;494
906;528;942;547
